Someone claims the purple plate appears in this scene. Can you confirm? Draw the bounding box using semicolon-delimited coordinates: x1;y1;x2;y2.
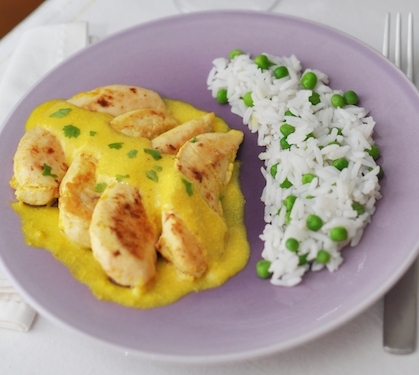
1;11;419;363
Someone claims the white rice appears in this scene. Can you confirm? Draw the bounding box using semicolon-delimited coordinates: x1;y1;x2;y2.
207;52;382;286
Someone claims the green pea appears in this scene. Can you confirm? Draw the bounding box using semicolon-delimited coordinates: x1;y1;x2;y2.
280;124;296;136
352;202;365;216
316;250;331;264
284;195;297;211
284;195;297;224
255;54;273;70
270;163;279;178
242;92;254;107
368;165;383;178
309;92;321;105
328;141;341;146
302;173;316;184
216;88;228;104
285;238;300;252
332;158;349;171
344;90;359;105
280;178;293;189
377;165;384;179
274;66;289;79
298;253;309;266
366;144;380;160
330;227;348;242
229;49;243;60
284;109;296;117
305;132;316;141
306;214;323;231
331;94;345;108
256;259;272;279
301;71;317;89
280;137;291;149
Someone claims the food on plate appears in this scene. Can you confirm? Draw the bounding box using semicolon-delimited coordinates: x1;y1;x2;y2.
151;112;214;154
11;126;68;206
90;182;158;287
11;85;249;308
58;152;99;248
208;50;382;286
156;210;207;278
176;130;244;216
67;84;169;116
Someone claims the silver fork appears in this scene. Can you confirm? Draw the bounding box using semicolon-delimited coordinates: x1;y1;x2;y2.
382;12;417;355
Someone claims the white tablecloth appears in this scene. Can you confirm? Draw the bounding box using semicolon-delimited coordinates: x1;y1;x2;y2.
1;0;418;373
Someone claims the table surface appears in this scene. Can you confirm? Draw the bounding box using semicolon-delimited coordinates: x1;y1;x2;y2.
0;0;44;38
1;0;419;374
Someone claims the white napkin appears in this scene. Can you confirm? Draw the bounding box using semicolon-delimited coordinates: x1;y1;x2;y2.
0;267;37;332
0;22;89;331
0;22;89;125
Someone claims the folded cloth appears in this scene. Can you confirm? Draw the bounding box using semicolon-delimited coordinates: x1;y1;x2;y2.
0;267;37;332
0;22;89;125
0;22;89;331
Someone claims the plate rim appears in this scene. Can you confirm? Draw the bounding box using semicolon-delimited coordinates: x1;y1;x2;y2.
1;10;419;364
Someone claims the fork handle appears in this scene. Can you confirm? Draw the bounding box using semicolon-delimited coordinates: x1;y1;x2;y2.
383;259;418;354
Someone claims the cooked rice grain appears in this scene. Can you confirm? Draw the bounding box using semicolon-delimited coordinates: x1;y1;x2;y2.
207;52;382;286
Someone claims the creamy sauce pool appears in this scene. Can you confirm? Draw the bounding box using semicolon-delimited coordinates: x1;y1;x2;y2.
12;98;249;308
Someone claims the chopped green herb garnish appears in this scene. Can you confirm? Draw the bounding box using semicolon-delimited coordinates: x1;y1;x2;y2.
108;142;123;150
50;108;72;118
42;163;58;178
146;170;159;182
90;131;97;137
190;135;198;143
153;165;163;172
116;174;129;182
95;182;107;193
144;148;162;160
63;124;80;138
181;178;194;196
127;149;138;158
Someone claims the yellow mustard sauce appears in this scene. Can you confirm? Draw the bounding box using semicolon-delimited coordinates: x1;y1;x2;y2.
12;98;250;308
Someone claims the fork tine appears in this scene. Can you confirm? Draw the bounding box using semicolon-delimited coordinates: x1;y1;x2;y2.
382;12;414;81
395;12;401;68
382;12;390;57
407;12;414;80
383;13;417;354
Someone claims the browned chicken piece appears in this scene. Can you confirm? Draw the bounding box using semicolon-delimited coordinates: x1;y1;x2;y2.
156;210;207;278
109;108;178;139
151;112;214;154
175;130;244;216
66;84;170;117
11;126;68;205
89;182;158;287
58;153;100;248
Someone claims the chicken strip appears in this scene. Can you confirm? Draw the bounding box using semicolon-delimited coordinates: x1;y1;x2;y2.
109;108;178;139
151;112;214;154
58;153;100;248
89;183;158;287
67;84;171;116
156;210;207;279
12;126;68;205
175;130;244;215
